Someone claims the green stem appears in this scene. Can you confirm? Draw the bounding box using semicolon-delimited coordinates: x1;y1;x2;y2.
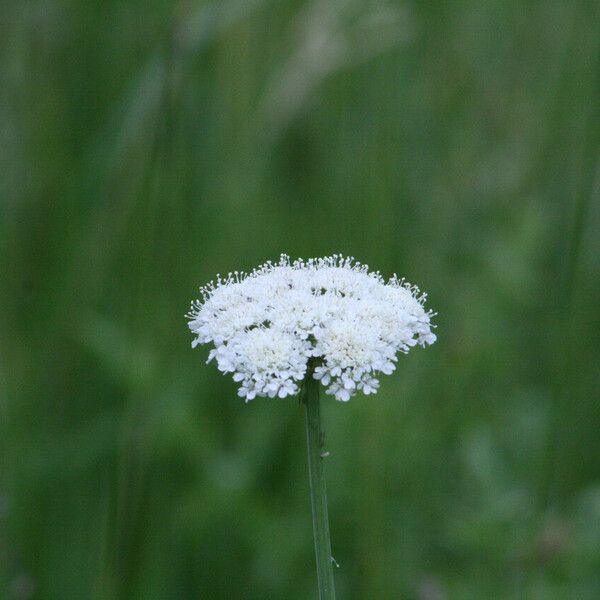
301;366;336;600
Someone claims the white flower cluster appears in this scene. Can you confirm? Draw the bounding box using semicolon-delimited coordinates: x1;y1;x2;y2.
187;255;436;402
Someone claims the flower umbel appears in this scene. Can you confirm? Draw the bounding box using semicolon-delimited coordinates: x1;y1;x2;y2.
187;255;436;401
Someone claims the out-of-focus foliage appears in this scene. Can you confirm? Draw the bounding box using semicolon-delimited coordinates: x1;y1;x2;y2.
1;1;600;598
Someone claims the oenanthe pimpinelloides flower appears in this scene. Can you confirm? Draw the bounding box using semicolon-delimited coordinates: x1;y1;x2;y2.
187;255;436;401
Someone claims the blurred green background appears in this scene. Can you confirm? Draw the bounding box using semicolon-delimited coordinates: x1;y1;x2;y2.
2;1;600;598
